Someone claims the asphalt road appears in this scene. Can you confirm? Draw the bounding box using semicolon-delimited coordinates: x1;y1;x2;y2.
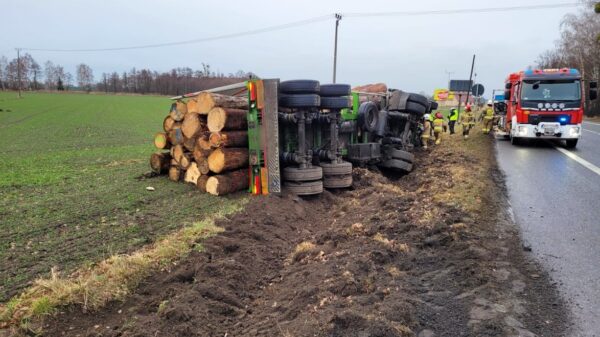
496;121;600;337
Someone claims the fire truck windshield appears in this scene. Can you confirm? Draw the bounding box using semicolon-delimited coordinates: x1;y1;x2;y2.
521;79;581;102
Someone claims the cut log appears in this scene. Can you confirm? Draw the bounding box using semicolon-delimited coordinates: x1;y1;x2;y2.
154;132;171;149
170;158;178;166
187;98;199;114
168;166;184;182
170;101;188;121
209;131;248;148
150;152;171;174
206;169;249;196
183;136;196;152
193;146;210;163
207;107;248;132
207;148;249;174
180;153;192;169
168;125;184;145
196;92;248;114
163;116;176;132
197;135;213;151
184;162;201;185
172;144;185;163
196;156;210;175
197;175;209;192
182;113;206;138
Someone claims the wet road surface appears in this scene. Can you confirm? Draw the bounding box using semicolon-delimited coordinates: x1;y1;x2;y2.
496;121;600;337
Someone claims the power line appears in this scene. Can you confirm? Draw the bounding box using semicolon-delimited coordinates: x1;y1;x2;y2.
342;2;581;18
19;14;334;52
17;2;583;52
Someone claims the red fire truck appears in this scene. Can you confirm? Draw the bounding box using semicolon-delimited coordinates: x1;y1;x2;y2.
503;68;597;148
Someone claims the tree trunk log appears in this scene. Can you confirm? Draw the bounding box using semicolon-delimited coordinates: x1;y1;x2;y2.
206;169;249;196
196;92;248;114
181;113;206;138
209;131;248;148
163;116;176;132
193;146;210;163
207;148;249;173
196;175;209;192
186;98;199;114
154;132;171;149
168;125;184;145
150;152;171;174
197;135;213;151
183;136;196;152
196;156;210;175
170;101;188;121
171;144;185;163
179;153;192;169
184;162;201;184
168;166;184;182
207;107;248;132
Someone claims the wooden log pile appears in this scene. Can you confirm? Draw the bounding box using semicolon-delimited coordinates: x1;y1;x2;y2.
150;92;250;196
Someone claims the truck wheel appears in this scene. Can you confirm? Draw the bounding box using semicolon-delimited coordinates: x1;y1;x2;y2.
357;101;379;133
280;80;320;94
283;166;323;181
384;147;415;163
319;84;351;97
320;96;352;109
285;180;323;195
405;101;426;115
279;94;320;108
323;174;353;189
565;139;578;148
379;159;413;173
320;161;353;175
407;93;429;108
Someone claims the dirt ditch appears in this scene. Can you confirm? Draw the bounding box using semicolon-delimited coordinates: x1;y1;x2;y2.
40;135;568;337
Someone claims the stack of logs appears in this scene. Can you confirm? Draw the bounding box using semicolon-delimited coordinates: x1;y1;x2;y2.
149;92;251;196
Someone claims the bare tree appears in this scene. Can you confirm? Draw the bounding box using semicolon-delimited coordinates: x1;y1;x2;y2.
0;56;7;90
76;63;94;92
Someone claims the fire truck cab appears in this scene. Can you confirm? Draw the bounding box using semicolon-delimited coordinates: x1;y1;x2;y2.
504;68;597;148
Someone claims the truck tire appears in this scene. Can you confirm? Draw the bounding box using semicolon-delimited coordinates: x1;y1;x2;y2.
566;139;578;148
280;80;320;94
319;84;351;97
323;174;353;188
285;180;323;195
379;159;413;173
283;166;323;181
320;96;352;109
385;147;415;163
279;94;320;108
320;161;353;175
405;101;427;115
357;101;379;133
407;93;429;108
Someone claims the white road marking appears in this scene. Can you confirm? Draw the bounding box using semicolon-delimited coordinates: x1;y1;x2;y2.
554;146;600;177
583;128;600;136
583;121;600;126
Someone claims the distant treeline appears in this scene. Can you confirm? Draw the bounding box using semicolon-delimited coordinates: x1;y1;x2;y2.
536;5;600;116
0;54;256;96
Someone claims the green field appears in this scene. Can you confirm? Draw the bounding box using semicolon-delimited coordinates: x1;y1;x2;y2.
0;92;239;302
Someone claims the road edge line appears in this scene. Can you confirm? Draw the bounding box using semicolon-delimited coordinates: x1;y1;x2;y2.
553;146;600;177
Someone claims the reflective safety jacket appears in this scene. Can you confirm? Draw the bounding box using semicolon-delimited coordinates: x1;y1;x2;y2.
433;117;444;132
449;110;459;121
484;107;494;120
461;111;475;126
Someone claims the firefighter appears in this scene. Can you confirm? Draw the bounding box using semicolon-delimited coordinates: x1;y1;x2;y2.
422;113;431;148
448;108;458;134
433;112;445;145
429;111;435;136
460;105;476;139
482;100;495;134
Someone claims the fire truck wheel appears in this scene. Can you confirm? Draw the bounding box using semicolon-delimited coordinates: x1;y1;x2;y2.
279;94;320;108
358;101;379;133
323;174;353;189
319;84;351;97
280;80;320;94
565;139;578;148
283;166;323;182
320;96;352;109
405;101;427;115
384;147;415;163
320;161;353;175
379;159;413;173
285;180;323;195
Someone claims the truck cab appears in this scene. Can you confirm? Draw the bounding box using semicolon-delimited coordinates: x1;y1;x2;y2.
504;68;597;148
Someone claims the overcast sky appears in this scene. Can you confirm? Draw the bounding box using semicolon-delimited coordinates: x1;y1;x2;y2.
1;0;582;96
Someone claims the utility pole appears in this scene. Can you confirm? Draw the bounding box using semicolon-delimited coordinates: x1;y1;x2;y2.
333;13;342;83
458;54;476;119
16;48;22;98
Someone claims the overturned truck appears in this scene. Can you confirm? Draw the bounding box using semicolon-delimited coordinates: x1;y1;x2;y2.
153;79;435;196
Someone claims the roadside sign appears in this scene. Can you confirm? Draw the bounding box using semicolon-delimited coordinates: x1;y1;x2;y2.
471;84;485;96
449;80;472;92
